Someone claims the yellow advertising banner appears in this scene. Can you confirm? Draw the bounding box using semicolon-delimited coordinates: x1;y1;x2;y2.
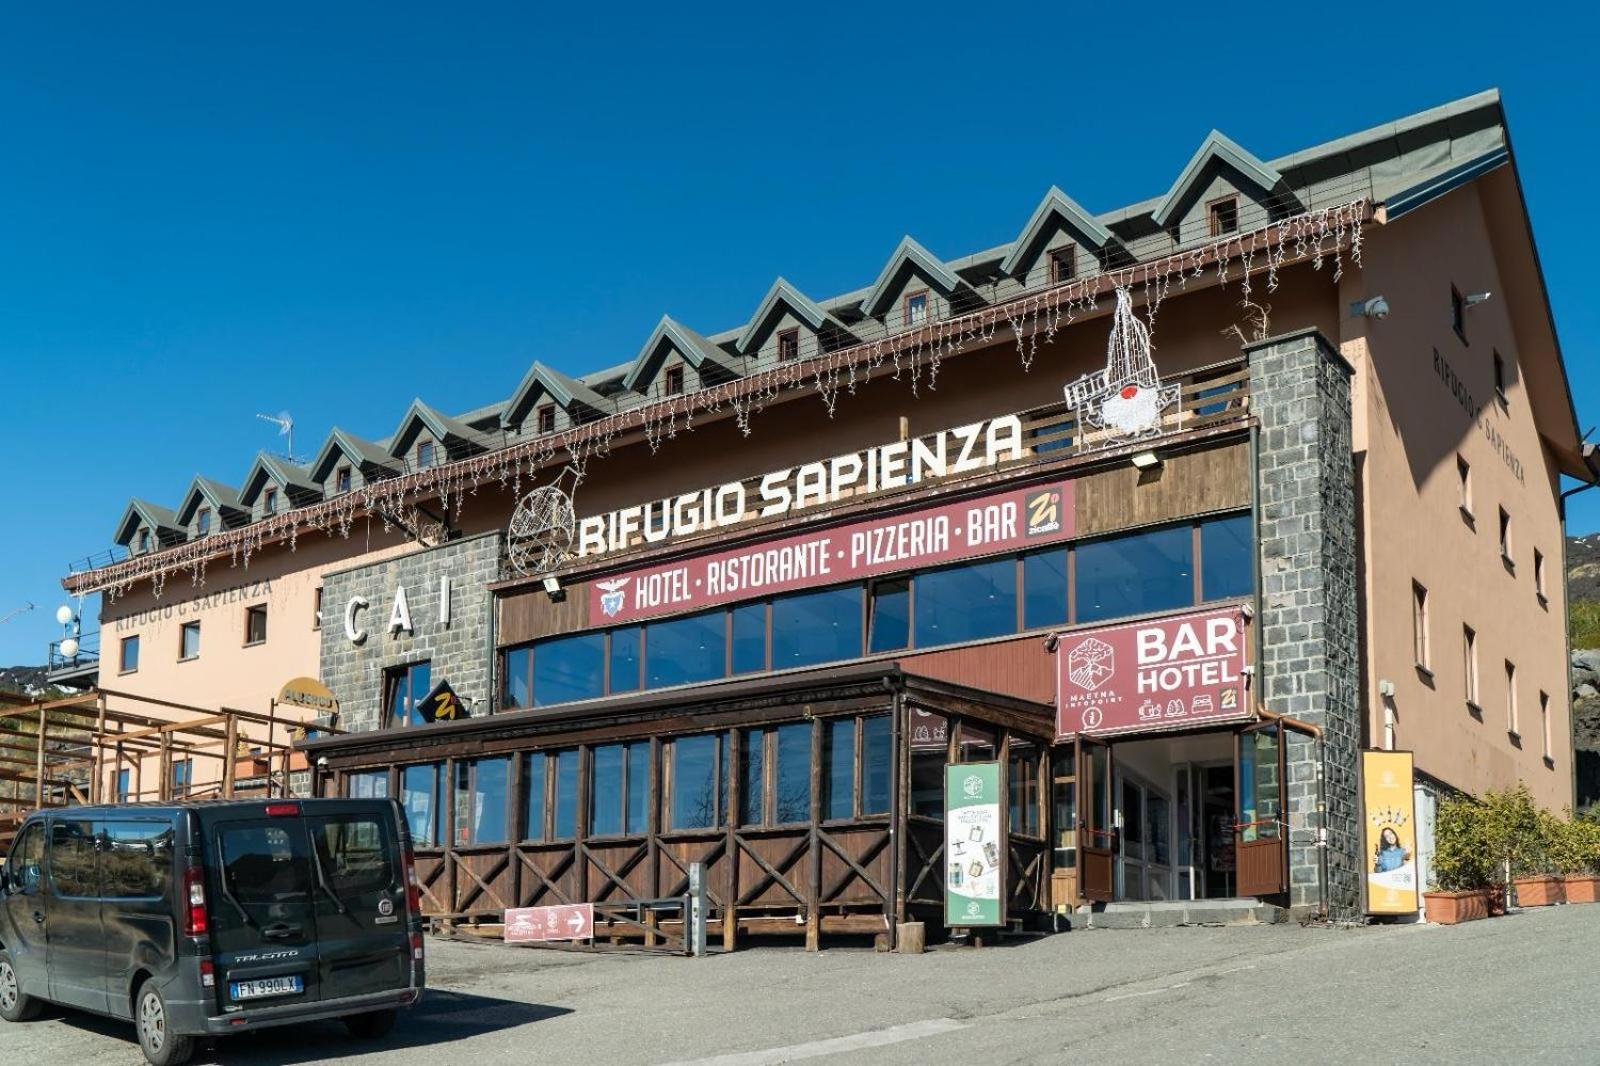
1362;750;1419;915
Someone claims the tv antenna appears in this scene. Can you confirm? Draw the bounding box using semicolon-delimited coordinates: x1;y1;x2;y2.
256;410;297;461
0;602;35;626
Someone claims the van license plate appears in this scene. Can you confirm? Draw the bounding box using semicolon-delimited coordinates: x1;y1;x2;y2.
230;976;304;1000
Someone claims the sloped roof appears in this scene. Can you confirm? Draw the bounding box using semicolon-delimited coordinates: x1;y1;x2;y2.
175;476;247;526
310;428;401;483
734;278;855;355
1151;130;1296;227
999;186;1117;278
504;361;612;427
239;453;322;507
389;399;498;457
623;316;742;392
859;236;966;317
114;499;182;547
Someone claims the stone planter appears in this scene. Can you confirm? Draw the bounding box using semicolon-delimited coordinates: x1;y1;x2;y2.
1513;875;1565;907
1562;875;1600;904
1423;889;1489;925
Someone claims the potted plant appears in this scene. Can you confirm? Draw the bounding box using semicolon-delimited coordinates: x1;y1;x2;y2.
1558;815;1600;904
1511;809;1567;906
1475;785;1556;908
1423;795;1494;924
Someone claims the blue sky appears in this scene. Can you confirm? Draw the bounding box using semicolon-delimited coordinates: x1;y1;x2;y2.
2;2;1596;666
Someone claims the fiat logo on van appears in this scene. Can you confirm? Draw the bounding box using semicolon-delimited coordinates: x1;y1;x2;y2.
377;898;395;917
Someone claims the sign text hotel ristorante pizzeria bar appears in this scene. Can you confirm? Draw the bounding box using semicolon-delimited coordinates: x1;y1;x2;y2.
587;477;1073;624
1055;605;1250;740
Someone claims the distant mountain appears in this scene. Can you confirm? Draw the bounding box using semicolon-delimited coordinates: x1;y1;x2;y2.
1569;533;1600;603
0;665;73;701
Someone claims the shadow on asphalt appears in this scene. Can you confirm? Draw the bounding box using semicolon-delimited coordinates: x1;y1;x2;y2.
36;989;571;1064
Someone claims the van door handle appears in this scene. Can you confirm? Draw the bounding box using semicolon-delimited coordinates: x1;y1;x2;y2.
32;911;44;925
261;923;302;940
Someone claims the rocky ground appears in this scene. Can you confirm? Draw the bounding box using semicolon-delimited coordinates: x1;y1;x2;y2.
1568;650;1600;812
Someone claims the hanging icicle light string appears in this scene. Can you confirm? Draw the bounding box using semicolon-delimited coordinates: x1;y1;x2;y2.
75;198;1366;602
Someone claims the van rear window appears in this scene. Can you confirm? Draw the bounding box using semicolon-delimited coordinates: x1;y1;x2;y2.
220;824;312;904
314;817;394;897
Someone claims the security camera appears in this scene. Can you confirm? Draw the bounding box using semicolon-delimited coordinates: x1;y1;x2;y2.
1463;291;1492;308
1350;296;1389;320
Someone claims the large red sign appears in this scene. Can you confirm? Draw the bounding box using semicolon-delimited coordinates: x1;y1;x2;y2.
1055;605;1250;739
588;479;1074;625
504;904;594;943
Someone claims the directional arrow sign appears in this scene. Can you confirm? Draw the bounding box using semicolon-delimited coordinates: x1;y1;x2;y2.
505;903;593;943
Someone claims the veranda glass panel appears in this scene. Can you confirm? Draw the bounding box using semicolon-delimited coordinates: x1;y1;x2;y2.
773;723;812;824
670;734;722;830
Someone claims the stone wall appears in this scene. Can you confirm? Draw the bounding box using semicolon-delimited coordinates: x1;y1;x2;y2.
319;531;500;734
1246;328;1363;919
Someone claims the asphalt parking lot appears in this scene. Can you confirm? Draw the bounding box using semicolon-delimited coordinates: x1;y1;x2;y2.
2;905;1596;1064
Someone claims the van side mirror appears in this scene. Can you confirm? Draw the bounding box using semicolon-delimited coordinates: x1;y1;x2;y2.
0;868;9;894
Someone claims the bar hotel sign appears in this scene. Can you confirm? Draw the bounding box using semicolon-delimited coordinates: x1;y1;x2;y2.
1055;605;1250;739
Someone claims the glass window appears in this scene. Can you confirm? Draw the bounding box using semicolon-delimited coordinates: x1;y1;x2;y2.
8;822;44;893
739;730;765;826
1074;525;1194;624
730;604;766;674
1200;514;1253;602
504;647;532;709
197;508;211;536
771;586;863;669
417;441;435;469
336;466;352;494
868;579;910;653
910;748;944;819
171;759;192;796
1008;743;1041;838
313;815;394;897
553;750;579;838
458;758;510;846
645;611;726;689
914;558;1017;648
590;744;625;837
627;743;650;834
179;621;201;660
116;768;131;802
862;716;891;816
245;604;268;645
264;487;278;515
523;753;547;841
120;635;140;673
347;770;389;799
534;632;605;706
388;660;432;728
609;627;642;693
101;821;173;898
50;820;99;898
773;723;811;824
669;734;722;831
1121;780;1143;845
906;291;929;326
822;719;855;820
220;824;311;905
401;764;441;846
1022;549;1068;629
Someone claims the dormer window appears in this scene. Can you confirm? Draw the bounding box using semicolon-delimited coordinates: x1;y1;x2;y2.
537;404;556;434
335;466;352;495
417;441;435;470
263;487;278;515
778;329;799;362
905;291;929;327
1208;196;1239;236
196;507;211;536
664;365;685;396
137;529;151;553
1049;246;1077;284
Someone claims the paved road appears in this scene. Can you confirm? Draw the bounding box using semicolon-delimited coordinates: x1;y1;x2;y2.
3;905;1596;1064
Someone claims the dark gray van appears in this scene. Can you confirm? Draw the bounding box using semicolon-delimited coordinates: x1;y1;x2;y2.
0;798;425;1065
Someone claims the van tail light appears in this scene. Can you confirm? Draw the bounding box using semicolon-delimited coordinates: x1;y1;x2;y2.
410;932;424;961
184;866;208;937
264;802;301;817
199;959;215;989
403;845;422;917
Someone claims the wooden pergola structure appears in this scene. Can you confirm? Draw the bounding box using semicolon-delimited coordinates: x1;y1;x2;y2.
0;687;342;850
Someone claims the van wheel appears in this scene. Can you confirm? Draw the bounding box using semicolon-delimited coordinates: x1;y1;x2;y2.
135;979;194;1066
0;951;42;1022
344;1008;397;1040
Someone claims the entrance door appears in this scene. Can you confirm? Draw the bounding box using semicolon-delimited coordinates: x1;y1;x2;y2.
1235;720;1287;897
1076;735;1115;902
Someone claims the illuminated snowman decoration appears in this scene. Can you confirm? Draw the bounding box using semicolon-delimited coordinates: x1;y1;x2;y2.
1063;287;1180;444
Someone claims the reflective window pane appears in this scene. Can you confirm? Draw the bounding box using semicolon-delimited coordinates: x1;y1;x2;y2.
646;612;726;689
739;730;765;826
1022;549;1068;629
524;754;546;842
590;744;624;837
534;632;605;706
868;580;910;653
553;750;578;839
861;716;892;815
914;558;1017;647
626;743;650;834
822;719;855;820
670;734;722;830
401;764;440;846
772;586;863;669
1201;513;1254;602
466;757;509;846
1074;525;1194;624
608;627;641;693
773;723;812;824
504;647;532;709
731;604;766;674
347;770;388;799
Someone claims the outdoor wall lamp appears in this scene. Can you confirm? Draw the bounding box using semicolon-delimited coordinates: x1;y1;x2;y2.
1463;291;1493;309
542;574;565;602
1350;296;1390;319
1131;451;1161;471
